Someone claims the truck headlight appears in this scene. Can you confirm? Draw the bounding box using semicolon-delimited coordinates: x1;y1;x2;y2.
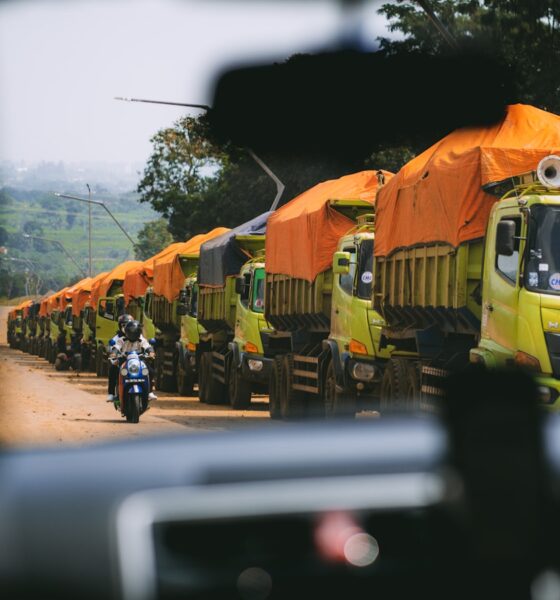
248;359;263;372
351;362;376;382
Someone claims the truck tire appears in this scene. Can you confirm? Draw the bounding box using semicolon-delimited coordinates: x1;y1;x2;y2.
280;354;305;420
177;355;195;396
95;347;103;377
405;361;422;409
48;343;56;364
380;357;410;411
159;348;177;392
268;356;283;419
200;351;226;405
228;364;251;410
323;358;356;418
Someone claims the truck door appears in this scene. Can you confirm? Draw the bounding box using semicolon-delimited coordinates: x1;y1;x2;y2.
483;212;523;358
330;244;357;345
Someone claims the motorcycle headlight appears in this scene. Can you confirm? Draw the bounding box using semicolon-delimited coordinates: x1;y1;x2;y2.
128;360;140;375
120;367;128;376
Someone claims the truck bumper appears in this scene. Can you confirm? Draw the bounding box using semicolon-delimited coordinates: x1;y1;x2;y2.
240;353;272;384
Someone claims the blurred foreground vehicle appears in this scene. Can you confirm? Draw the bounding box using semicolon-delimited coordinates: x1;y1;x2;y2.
1;369;559;600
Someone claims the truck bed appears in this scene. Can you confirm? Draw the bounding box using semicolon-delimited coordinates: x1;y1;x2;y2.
150;295;180;332
265;270;333;332
373;241;483;336
198;277;237;333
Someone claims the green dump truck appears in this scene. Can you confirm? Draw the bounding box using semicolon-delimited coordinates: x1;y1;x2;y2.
373;108;560;409
265;198;391;419
145;251;202;394
7;308;23;350
197;213;271;408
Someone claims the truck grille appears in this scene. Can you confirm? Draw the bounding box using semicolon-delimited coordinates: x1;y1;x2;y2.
544;332;560;378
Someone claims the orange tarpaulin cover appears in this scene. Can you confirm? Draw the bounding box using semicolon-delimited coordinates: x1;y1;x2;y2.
39;297;49;317
46;288;69;315
64;277;92;317
59;279;89;311
23;300;34;317
90;261;143;308
122;242;189;305
84;271;109;312
152;228;230;302
375;104;560;257
266;170;393;281
77;271;109;316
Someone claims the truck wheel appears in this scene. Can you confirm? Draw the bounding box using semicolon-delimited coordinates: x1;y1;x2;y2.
95;347;103;377
405;361;422;410
280;354;305;419
228;364;251;410
380;358;409;411
177;356;195;396
200;351;226;405
268;356;283;419
159;349;178;392
324;359;356;419
48;343;56;364
198;352;209;403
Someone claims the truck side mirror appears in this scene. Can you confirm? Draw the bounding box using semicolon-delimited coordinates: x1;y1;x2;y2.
235;276;245;295
496;220;516;256
333;251;351;275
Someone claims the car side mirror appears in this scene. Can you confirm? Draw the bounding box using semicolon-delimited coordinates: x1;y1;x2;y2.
333;251;351;275
496;220;516;256
235;276;245;295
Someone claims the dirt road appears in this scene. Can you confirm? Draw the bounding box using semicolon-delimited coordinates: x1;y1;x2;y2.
0;303;274;447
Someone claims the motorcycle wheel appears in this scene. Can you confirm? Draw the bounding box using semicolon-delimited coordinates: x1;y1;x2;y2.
126;394;141;424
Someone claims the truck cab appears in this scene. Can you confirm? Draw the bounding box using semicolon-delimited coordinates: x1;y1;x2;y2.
473;183;560;407
230;256;272;402
328;218;392;403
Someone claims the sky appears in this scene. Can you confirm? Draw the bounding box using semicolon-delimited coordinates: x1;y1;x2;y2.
0;0;389;166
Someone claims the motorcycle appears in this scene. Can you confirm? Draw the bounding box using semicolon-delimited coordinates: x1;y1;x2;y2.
110;347;151;423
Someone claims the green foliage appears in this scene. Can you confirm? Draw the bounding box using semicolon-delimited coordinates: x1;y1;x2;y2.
134;218;174;260
378;0;560;113
0;186;156;298
137;115;401;239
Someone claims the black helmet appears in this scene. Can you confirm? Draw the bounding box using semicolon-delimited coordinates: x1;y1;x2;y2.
124;320;142;342
118;313;134;332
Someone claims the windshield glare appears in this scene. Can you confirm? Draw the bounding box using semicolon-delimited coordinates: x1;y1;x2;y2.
526;205;560;294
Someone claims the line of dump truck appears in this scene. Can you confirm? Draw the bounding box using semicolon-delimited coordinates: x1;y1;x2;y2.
9;103;560;414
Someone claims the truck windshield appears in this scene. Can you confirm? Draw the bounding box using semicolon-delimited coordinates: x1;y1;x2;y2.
189;285;198;318
526;205;560;294
252;268;265;313
356;239;374;300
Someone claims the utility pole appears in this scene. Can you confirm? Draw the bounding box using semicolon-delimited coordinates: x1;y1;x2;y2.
414;0;459;50
53;192;136;246
115;96;286;211
23;234;87;277
86;183;92;277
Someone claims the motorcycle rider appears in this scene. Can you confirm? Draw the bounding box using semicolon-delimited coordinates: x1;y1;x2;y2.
106;314;134;402
110;319;157;401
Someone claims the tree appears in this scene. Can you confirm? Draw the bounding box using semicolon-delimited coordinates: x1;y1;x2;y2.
134;219;174;260
378;1;560;114
137;115;391;240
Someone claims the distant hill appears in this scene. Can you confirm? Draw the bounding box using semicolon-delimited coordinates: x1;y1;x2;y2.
0;184;157;297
